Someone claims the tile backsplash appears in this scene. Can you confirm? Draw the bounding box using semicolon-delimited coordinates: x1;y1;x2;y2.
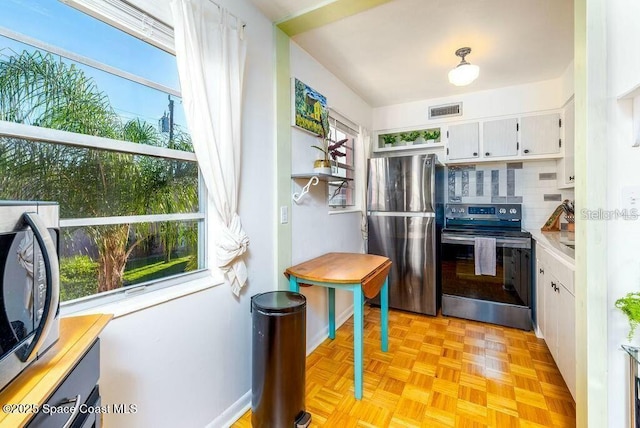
446;160;574;230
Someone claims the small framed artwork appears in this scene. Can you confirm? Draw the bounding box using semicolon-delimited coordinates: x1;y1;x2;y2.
292;78;329;136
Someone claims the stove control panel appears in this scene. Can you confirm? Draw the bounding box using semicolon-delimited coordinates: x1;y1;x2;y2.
445;203;522;222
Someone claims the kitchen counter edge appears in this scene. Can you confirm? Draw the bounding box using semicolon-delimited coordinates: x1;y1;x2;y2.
527;229;575;269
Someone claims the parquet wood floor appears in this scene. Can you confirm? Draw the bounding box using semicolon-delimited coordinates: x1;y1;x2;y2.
233;306;575;427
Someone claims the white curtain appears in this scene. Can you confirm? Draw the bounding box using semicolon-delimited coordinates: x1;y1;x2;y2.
170;0;249;296
358;127;371;253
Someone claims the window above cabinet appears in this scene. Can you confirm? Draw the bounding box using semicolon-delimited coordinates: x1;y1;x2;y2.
375;127;442;152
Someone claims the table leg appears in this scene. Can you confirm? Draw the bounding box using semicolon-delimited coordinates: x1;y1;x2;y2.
289;275;299;292
328;287;336;340
381;276;389;352
354;286;364;400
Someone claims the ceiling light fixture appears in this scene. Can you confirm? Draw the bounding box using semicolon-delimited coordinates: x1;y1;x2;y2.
448;47;480;86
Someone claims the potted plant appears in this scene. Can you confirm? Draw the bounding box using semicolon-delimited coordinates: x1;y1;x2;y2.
616;292;640;341
423;129;440;144
382;134;397;148
312;120;347;174
399;131;421;146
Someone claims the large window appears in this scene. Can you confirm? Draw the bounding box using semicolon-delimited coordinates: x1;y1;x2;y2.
0;1;204;304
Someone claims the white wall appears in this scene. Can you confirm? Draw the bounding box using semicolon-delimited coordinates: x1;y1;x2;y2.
91;1;277;427
559;60;575;107
289;42;373;349
373;78;566;131
606;1;640;427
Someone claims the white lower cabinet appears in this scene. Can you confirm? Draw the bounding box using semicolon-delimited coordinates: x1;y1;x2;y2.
536;246;576;400
557;280;576;399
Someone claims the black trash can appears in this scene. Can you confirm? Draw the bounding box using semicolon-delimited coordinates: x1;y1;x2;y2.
251;291;311;428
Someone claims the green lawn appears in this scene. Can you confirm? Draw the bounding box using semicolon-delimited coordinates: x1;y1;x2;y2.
60;254;194;301
123;256;192;285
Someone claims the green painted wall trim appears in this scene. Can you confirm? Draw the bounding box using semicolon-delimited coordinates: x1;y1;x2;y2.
277;0;392;37
275;27;292;290
574;0;608;426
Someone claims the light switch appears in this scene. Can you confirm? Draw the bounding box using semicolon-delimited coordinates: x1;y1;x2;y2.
621;186;640;209
280;206;288;224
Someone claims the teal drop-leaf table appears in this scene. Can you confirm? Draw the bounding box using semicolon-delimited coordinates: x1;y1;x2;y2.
285;252;392;399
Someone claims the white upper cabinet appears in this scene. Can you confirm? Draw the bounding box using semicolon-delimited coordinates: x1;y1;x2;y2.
482;118;518;158
447;122;479;160
520;113;562;156
558;99;575;188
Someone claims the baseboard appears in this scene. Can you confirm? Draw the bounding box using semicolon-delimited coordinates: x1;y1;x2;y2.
534;323;544;339
207;305;354;427
306;304;354;355
206;390;251;428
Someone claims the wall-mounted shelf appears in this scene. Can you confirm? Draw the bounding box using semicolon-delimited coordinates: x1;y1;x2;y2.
291;173;353;203
292;173;353;182
618;82;640;100
617;83;640;148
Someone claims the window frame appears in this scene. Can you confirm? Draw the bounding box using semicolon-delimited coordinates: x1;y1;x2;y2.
0;1;210;311
327;114;358;210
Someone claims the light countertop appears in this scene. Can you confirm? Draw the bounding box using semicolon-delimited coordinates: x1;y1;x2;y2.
527;229;575;268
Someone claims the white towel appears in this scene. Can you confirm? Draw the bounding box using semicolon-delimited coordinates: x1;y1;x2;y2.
474;237;496;276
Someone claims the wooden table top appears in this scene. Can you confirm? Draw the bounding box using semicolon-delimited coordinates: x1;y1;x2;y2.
0;314;112;428
285;253;392;298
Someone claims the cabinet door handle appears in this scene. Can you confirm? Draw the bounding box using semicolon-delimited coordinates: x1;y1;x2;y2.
58;394;82;428
569;176;575;181
485;152;490;156
524;149;530;154
539;268;544;274
473;152;478;157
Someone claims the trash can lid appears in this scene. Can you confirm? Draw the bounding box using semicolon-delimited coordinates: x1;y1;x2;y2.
251;291;306;314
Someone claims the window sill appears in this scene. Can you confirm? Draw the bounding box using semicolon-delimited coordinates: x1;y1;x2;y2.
61;271;225;319
328;208;362;215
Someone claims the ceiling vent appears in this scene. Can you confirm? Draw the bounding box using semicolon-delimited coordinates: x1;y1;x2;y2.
429;102;463;119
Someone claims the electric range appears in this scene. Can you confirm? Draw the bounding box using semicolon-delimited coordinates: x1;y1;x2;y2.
440;203;532;330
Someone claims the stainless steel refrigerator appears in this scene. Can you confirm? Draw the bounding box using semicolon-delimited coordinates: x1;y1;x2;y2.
367;153;443;315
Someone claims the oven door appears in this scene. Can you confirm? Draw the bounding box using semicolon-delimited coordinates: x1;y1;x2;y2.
440;232;532;329
0;211;60;386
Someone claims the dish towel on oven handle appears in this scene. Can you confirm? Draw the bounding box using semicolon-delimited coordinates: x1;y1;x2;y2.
474;237;497;276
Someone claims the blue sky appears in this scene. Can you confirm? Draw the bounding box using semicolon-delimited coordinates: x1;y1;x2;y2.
0;0;187;131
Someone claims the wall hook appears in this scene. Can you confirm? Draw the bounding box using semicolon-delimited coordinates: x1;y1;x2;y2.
293;176;319;203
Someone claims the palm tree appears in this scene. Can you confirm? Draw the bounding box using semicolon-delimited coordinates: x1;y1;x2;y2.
0;49;198;294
